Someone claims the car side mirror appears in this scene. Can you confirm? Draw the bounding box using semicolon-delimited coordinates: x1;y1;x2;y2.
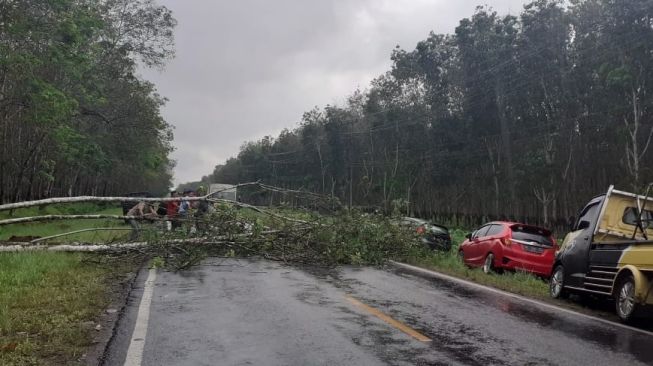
465;233;472;240
577;220;590;230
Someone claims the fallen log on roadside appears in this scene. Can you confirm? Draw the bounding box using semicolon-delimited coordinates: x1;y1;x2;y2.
29;228;132;243
0;242;150;252
0;214;171;226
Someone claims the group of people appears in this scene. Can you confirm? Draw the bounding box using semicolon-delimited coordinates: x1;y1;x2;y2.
164;187;210;232
126;186;211;241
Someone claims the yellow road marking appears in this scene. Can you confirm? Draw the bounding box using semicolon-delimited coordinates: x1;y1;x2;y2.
345;295;432;343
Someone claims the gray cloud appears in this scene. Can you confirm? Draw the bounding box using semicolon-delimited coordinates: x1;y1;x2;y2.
141;0;530;185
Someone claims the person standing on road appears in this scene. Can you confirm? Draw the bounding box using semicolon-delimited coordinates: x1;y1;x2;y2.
127;201;157;241
166;190;180;231
194;186;209;233
178;190;193;233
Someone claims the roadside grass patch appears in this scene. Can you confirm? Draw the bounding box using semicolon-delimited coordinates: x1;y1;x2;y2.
407;228;549;300
0;252;137;366
0;202;117;220
409;251;549;299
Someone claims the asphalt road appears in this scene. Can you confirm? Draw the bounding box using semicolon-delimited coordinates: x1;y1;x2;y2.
103;259;653;366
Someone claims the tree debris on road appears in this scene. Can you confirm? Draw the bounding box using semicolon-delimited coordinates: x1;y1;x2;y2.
0;183;426;270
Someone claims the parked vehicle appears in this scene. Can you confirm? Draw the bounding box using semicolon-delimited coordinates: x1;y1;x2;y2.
459;221;557;277
550;185;653;322
401;217;452;251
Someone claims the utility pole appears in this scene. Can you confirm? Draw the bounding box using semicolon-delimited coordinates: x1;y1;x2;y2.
349;115;354;210
349;164;353;210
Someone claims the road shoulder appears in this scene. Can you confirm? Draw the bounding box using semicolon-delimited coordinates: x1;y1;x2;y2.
389;260;653;336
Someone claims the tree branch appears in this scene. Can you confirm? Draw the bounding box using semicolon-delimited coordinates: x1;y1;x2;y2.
0;214;168;226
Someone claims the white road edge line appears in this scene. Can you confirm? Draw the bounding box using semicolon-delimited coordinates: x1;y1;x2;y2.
389;260;653;338
123;268;157;366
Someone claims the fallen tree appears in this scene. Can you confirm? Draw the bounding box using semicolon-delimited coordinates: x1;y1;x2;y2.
0;214;169;226
143;206;427;269
0;184;427;269
0;182;342;212
0;242;150;252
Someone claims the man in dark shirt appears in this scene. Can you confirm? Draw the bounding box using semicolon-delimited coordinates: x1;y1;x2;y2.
194;186;209;233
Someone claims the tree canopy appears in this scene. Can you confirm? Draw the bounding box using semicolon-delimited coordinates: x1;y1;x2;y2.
207;0;653;227
0;0;176;203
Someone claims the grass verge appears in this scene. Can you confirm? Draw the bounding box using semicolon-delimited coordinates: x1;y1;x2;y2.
404;228;549;300
0;204;130;243
0;252;139;365
401;246;633;321
407;253;549;299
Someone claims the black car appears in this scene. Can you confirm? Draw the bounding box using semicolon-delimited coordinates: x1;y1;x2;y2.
401;217;452;251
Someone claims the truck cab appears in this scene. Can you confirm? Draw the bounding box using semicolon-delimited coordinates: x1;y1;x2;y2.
550;185;653;322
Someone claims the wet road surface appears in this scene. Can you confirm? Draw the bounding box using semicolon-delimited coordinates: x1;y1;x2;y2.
103;259;653;366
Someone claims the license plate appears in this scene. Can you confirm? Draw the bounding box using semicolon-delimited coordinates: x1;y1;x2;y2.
523;245;544;254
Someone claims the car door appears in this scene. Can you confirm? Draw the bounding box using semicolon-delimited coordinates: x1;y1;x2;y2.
467;224;492;265
482;224;506;260
560;199;603;287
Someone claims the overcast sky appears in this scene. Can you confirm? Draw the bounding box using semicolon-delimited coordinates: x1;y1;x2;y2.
141;0;530;185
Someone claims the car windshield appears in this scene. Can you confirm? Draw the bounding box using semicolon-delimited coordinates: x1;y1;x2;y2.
401;217;425;226
428;224;448;235
510;225;553;247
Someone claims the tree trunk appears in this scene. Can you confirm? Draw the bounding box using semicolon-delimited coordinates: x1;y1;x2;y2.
495;86;515;214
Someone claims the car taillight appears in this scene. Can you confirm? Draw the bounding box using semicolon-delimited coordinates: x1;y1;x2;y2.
502;238;512;246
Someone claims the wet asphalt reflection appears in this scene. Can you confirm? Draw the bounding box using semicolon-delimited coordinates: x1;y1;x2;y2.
104;259;653;366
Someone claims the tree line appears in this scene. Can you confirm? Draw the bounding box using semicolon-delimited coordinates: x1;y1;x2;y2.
0;0;176;204
202;0;653;228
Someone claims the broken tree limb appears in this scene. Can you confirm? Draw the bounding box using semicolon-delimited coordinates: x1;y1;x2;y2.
0;237;225;252
206;198;312;224
0;196;200;211
0;231;284;252
22;228;283;246
205;181;337;203
257;183;332;200
204;181;260;199
0;181;261;211
0;182;341;212
0;194;324;227
0;214;172;226
29;227;133;243
0;242;150;252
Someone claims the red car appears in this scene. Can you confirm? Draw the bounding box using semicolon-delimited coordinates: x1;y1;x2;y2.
459;221;557;277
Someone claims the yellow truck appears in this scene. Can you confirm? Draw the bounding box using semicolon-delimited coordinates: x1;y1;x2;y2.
550;185;653;322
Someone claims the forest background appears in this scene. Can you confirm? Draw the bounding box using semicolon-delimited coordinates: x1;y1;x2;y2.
185;0;653;230
4;0;653;232
0;0;176;203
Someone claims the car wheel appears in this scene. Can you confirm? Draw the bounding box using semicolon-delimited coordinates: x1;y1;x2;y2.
615;274;637;322
482;253;495;274
550;265;568;299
